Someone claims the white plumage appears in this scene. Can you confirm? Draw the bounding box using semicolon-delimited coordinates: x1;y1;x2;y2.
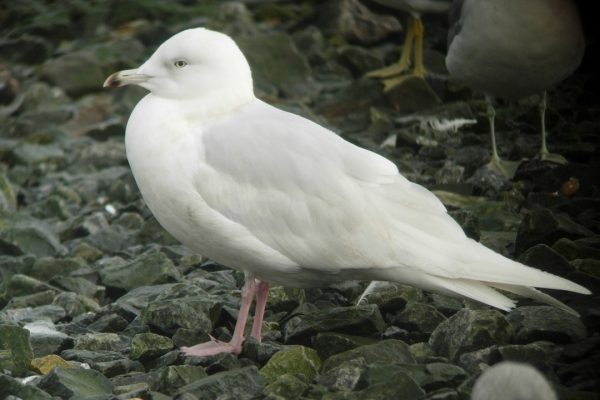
104;28;589;356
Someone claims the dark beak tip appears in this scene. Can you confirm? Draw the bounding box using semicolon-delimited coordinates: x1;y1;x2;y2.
103;74;121;88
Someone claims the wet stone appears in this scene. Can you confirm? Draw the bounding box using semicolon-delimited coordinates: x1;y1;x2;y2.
0;373;53;400
99;250;182;291
318;357;367;391
38;366;114;399
392;302;447;341
515;208;594;255
52;291;100;318
141;296;219;335
130;332;174;361
157;365;208;395
260;345;321;383
284;304;385;344
175;365;266;400
318;0;401;45
313;332;376;360
30;354;71;375
517;244;577;278
0;324;33;376
74;332;129;352
265;373;309;399
429;309;512;361
507;306;587;344
241;336;285;364
321;339;415;373
24;320;72;357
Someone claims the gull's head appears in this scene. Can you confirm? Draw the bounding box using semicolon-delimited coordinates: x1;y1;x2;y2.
103;28;253;100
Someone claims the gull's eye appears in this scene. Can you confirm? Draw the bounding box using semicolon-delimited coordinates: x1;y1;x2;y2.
174;59;188;68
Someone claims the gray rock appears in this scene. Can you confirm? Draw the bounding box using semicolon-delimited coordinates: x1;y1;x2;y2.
24;320;72;357
515;208;595;255
385;76;442;114
130;332;174;361
175;366;266;399
370;362;468;392
458;346;500;375
507;306;587;344
260;345;321;383
38;366;114;398
265;373;308;399
1;273;60;300
392;302;447;340
496;341;561;365
52;291;100;318
318;357;367;391
50;276;105;301
0;168;16;212
5;289;55;309
0;373;53;400
552;238;600;261
74;332;129;352
0;324;33;376
337;45;383;76
517;244;577;278
141;296;220;335
3;304;66;324
429;309;512;361
284;304;385;344
318;0;401;45
313;332;376;360
236;33;312;98
321;339;415;373
157;365;208;395
29;257;85;282
0;214;65;257
358;281;424;313
115;283;178;316
99;251;182;291
241;336;285;364
94;358;144;378
87;313;129;333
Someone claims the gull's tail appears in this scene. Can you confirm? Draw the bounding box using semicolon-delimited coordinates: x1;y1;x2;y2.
358;241;590;316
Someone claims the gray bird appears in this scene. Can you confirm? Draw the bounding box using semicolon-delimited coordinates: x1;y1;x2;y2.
445;0;585;176
367;0;451;91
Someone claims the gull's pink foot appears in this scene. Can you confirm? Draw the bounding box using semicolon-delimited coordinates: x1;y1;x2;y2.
181;338;243;357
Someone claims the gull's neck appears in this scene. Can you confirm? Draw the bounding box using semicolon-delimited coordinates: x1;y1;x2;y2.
151;86;256;124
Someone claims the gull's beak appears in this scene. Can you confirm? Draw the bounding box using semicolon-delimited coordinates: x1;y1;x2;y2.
103;69;151;88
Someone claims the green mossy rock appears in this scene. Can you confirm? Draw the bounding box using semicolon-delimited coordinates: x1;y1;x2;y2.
0;324;34;376
260;345;321;383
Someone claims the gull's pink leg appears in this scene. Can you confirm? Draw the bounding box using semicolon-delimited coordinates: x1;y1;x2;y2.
181;276;257;356
251;281;270;341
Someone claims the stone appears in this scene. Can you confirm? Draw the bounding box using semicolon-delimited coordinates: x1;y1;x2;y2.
517;244;577;277
260;345;321;383
392;302;447;340
313;332;376;360
358;282;424;313
175;366;266;399
3;304;66;324
74;332;129;352
52;291;100;318
0;168;16;212
515;208;594;255
141;296;219;335
321;339;415;373
496;341;561;365
130;332;174;361
553;238;600;261
87;313;129;333
318;357;367;391
265;373;308;399
236;33;312;98
0;215;65;257
30;354;71;374
429;309;512;361
5;290;55;309
385;76;442;113
284;304;385;344
99;251;182;291
0;373;53;400
318;0;401;45
50;276;105;301
24;320;72;357
29;257;85;281
507;306;587;344
337;45;383;76
94;358;144;378
241;337;285;364
157;365;208;395
0;324;33;376
38;366;114;398
371;362;468;392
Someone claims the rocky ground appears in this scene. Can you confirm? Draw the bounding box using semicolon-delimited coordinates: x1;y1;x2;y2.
1;1;599;399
